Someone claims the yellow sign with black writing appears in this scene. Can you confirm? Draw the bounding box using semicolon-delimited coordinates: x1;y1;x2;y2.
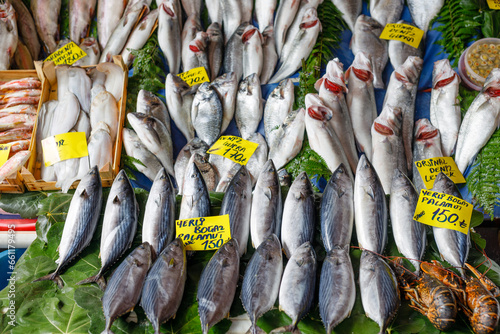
414;157;466;189
413;189;473;235
41;132;89;167
379;23;424;48
177;67;210;87
44;42;87;65
175;214;231;251
487;0;500;9
207;135;259;165
0;144;11;167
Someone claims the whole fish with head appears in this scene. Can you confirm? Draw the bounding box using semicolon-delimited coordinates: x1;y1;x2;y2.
0;151;30;183
330;0;361;31
56;65;92;113
351;15;387;89
388;20;424;70
242;25;263;79
269;8;321;84
219;166;252;255
174;138;209;194
14;41;34;70
264;79;294;149
165;73;195;140
274;0;301;56
33;166;102;288
185;31;210;74
10;0;40;61
223;22;248;82
97;0;128;49
141;239;186;334
75;37;101;66
197;239;240;334
281;171;315;258
69;0;97;43
371;105;406;195
370;0;403;27
268;108;305;170
407;0;444;34
207;22;224;80
179;160;210;219
359;251;400;334
136;89;170;132
50;92;80;136
31;0;60;53
191;82;222;146
78;170;138;289
0;77;41;92
430;59;461;157
354;154;387;254
235;73;263;139
245;132;268;186
0;1;17;71
220;0;242;43
90;91;119;142
345;52;377;160
260;26;278;84
319;248;356;334
0;105;37;117
181;14;202;73
159;1;181;74
122;128;163;181
142;168;176;257
412;118;443;194
383;56;423;173
255;0;276;31
210;72;238;133
0;114;35;131
241;234;283;334
121;9;159;67
96;62;124;102
88;122;113;171
101;242;153;334
250;159;282;249
320;164;353;251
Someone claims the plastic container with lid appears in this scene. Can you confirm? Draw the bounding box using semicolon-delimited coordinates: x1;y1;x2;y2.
458;38;500;91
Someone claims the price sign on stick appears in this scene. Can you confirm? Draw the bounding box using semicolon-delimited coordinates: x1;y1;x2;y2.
207;135;259;165
175;215;231;251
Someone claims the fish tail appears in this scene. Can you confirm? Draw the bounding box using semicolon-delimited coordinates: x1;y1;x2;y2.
60;176;77;193
248;325;267;334
76;273;100;286
270;325;300;333
32;272;63;288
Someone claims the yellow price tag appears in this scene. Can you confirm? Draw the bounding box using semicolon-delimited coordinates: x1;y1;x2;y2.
207;135;259;165
44;41;87;65
487;0;500;9
414;157;466;189
177;67;210;87
379;23;424;48
175;214;231;251
0;144;11;167
413;189;473;235
41;132;89;167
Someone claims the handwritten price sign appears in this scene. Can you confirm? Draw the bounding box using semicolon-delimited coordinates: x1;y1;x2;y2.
379;23;424;48
175;214;231;251
177;67;210;87
487;0;500;9
413;189;473;235
0;143;11;167
414;157;466;189
207;135;259;165
41;132;88;167
44;42;87;65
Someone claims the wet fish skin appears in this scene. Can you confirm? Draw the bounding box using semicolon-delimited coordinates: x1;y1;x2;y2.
207;22;224;80
191;82;222;146
354;154;387;254
264;79;294;149
121;9;159;67
191;153;219;192
181;14;202;73
88;121;113;170
14;40;34;70
223;22;248;82
214;160;240;193
319;248;356;334
186;31;210;75
407;0;444;34
165;74;195;140
281;171;315;258
242;25;263;79
235;73;263;139
260;26;278;84
33;167;103;288
75;37;101;66
268;108;305;170
50;91;80;136
122;128;163;181
241;234;283;333
250;159;282;249
90;91;119;142
221;0;242;43
0;1;17;71
370;0;403;27
179;161;210;220
205;0;221;24
96;62;124;102
101;242;153;334
412;118;442;194
331;0;361;31
159;1;182;74
10;0;40;61
210;72;238;133
255;0;276;32
351;15;388;89
320;164;353;251
69;0;97;43
197;239;240;334
57;65;92;113
31;0;60;53
0;151;30;183
141;239;186;333
245;132;268;186
97;0;128;50
136;89;170;133
0;78;41;91
219;166;252;255
181;0;201;20
274;0;301;56
388;20;424;70
174;138;209;194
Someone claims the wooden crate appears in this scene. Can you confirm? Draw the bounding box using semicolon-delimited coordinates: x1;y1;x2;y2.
0;66;46;193
22;56;128;191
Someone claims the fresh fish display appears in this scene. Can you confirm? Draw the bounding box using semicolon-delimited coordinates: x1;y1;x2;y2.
0;114;35;131
33;167;103;288
346;52;377;160
242;25;263;79
268;108;305;170
13;41;34;70
250;159;282;249
56;65;92;113
0;127;32;144
88;122;113;170
159;1;181;74
235;74;263;139
245;132;268;185
97;0;128;49
331;0;361;31
96;62;125;102
407;0;444;34
320;164;353;251
359;251;400;334
101;242;153;334
319;248;356;334
90;91;119;142
354;154;387;254
219;166;252;255
383;56;423;173
223;22;248;82
370;0;403;27
75;37;101;66
281;171;315;258
10;0;40;61
221;0;242;43
181;0;201;20
178;160;210;220
165;74;195;140
181;14;202;73
215;160;240;192
430;172;470;275
0;105;37;117
241;234;283;334
388;21;424;70
264;79;294;149
0;78;41;92
260;26;278;84
189;153;219;192
430;59;461;157
69;0;97;43
371;105;406;195
197;239;240;334
255;0;276;32
136;89;170;132
206;0;221;24
174;138;209;194
78;170;138;288
210;72;237;133
141;239;186;334
0;151;30;183
31;0;60;53
121;9;159;67
0;0;17;71
122;128;163;181
207;22;224;80
191;82;222;146
274;0;301;56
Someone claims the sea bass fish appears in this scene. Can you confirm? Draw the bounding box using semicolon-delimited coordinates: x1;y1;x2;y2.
136;89;170;132
210;72;238;133
260;26;278;84
370;0;403;27
235;73;263;139
274;0;300;56
207;22;224;80
174;138;209;194
245;132;268;186
159;1;181;74
121;9;159;67
122;128;163;181
268;108;305;170
223;22;248;82
255;0;276;32
242;25;264;79
191;82;222;146
165;74;195;140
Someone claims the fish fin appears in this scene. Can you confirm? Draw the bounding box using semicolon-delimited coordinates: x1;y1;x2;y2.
172;313;176;320
336;186;346;198
32;272;64;288
112;195;120;204
367;185;375;199
76;273;100;286
155;194;163;207
270;325;299;334
263;187;272;200
79;189;88;198
60;177;77;193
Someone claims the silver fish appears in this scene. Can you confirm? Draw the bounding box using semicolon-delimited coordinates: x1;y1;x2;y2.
354;154;387;254
165;73;195;140
430;59;461;157
97;0;128;50
207;22;224;80
191;82;222;146
121;9;159;67
181;14;202;73
407;0;444;34
142;168;176;257
69;0;97;43
359;251;400;334
88;122;113;171
174;138;209;194
241;234;283;334
370;0;403;27
190;153;219;192
388;20;424;70
159;1;181;74
210;72;238;133
383;56;423;173
346;52;377;160
101;242;153;334
33;167;103;288
390;168;426;274
219;166;252;255
179;161;210;220
141;238;186;334
274;0;301;56
95;62;124;102
250;159;282;249
320;164;353;251
223;22;248;82
186;31;210;75
235;73;263;139
78;170;138;288
122;128;163;181
330;0;361;31
90;91;119;142
351;14;388;89
268;108;305;170
136;89;170;133
10;0;40;61
264;79;295;149
241;0;253;23
242;25;263;79
221;0;242;43
31;0;60;53
197;239;240;334
260;26;278;84
75;37;101;66
319;248;356;334
181;0;201;20
255;0;276;31
214;160;240;192
245;132;268;186
206;0;222;24
50;91;80;136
